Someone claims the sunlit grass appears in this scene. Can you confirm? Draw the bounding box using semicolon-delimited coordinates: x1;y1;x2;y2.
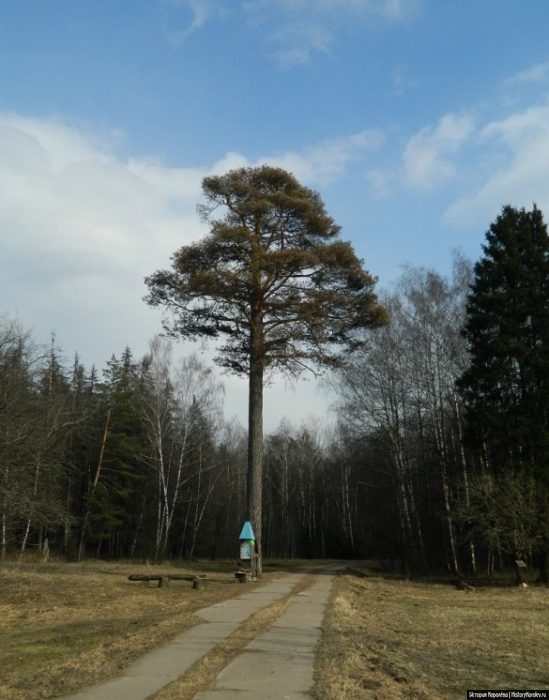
0;559;276;699
315;571;549;700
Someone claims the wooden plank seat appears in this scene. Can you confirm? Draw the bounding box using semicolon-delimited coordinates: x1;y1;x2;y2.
128;574;208;589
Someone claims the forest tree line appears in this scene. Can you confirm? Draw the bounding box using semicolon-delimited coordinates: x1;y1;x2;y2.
1;204;548;580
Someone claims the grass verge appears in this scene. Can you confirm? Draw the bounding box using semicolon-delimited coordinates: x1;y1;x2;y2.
315;571;549;700
0;559;277;699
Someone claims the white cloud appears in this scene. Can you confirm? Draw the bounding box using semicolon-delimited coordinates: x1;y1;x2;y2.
259;0;420;66
262;130;385;184
0;114;378;286
0;116;206;271
482;104;549;146
247;0;418;20
210;151;251;174
403;113;474;190
167;0;228;45
365;167;396;198
445;103;549;228
504;62;549;88
0;112;367;426
0;113;122;170
391;65;418;96
268;22;332;68
0;113;209;370
170;0;420;64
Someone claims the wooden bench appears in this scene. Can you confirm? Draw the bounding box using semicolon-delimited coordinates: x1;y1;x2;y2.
128;574;208;589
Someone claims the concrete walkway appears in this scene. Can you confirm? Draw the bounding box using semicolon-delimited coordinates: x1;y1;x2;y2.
60;569;336;700
194;574;333;700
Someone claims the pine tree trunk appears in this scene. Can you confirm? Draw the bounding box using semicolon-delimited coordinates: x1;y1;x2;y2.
248;347;263;576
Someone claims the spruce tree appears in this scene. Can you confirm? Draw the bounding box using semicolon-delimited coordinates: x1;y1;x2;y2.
80;349;147;558
459;205;549;581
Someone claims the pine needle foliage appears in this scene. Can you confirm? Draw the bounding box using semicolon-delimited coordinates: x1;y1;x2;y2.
145;165;387;377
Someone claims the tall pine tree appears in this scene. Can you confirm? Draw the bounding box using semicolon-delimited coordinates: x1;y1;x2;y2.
145;165;387;574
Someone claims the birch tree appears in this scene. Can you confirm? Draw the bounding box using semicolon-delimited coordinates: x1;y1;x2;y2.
140;338;224;560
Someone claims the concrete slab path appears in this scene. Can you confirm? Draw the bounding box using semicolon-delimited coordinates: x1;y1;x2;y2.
59;569;336;700
194;575;334;700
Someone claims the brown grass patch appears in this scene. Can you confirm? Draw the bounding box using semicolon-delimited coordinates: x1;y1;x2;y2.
315;572;549;700
0;559;277;699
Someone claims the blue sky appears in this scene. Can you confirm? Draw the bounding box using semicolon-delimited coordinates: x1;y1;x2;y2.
2;0;549;428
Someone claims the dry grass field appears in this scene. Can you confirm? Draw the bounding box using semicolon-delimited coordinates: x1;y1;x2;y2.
0;559;277;699
1;559;547;700
315;569;549;700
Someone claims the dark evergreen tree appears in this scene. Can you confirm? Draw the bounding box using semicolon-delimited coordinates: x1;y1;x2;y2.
458;205;549;582
69;363;105;558
0;320;36;558
21;339;75;555
80;349;148;558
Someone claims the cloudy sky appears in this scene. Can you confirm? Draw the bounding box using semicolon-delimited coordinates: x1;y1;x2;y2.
3;0;549;429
